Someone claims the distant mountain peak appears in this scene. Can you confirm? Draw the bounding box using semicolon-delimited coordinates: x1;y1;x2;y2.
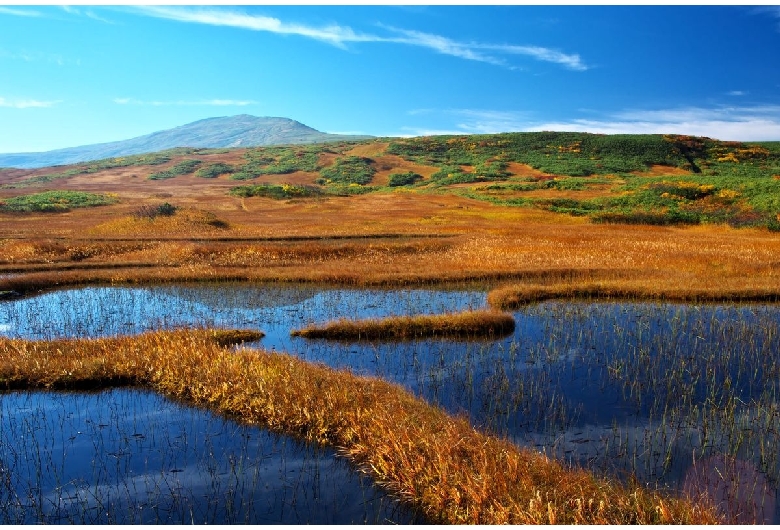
0;115;372;169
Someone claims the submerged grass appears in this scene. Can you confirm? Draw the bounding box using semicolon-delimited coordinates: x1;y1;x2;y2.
291;310;516;340
0;329;719;524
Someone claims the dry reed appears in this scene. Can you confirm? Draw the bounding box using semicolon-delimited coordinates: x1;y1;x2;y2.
291;310;516;340
487;281;780;309
0;329;720;524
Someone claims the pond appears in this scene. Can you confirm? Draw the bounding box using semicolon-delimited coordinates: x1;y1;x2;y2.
0;389;416;524
1;283;779;523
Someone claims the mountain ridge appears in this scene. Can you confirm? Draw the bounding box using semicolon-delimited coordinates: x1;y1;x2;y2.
0;115;373;169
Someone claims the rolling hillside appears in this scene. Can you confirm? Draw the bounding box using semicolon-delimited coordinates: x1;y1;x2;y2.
2;130;780;230
0;115;372;169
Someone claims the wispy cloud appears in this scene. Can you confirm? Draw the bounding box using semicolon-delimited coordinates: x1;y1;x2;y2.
135;6;370;48
727;90;747;96
133;6;588;71
527;105;780;141
114;98;258;107
401;105;780;141
61;6;114;24
380;27;506;66
753;6;780;30
385;33;587;71
0;47;78;66
0;7;42;17
404;108;534;136
482;44;587;71
0;97;59;109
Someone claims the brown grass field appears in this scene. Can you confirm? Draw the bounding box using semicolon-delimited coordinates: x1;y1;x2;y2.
2;185;779;302
2;149;779;523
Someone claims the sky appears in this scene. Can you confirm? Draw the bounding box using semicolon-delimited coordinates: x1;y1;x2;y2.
2;4;780;153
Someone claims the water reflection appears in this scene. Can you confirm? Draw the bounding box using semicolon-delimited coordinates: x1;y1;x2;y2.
2;285;780;523
0;389;418;524
0;284;486;342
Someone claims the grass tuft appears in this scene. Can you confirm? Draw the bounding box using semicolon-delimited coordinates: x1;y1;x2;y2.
291;310;516;340
487;282;780;309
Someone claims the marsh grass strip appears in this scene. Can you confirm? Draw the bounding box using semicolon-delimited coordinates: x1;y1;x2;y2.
291;310;516;340
0;329;719;524
488;282;780;309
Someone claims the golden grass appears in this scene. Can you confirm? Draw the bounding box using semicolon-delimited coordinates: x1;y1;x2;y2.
291;310;516;340
488;281;780;309
0;329;720;524
3;224;780;306
88;208;230;237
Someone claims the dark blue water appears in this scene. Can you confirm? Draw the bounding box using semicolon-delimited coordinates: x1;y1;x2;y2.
2;284;779;523
0;389;419;524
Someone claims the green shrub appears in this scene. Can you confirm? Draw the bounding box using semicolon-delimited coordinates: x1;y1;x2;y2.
319;156;376;186
647;181;715;201
591;209;701;226
195;163;235;179
0;191;116;213
388;172;423;187
148;159;202;180
232;146;323;180
228;184;320;199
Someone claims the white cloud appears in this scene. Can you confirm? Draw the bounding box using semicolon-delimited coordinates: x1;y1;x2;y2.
113;98;258;107
403;109;534;137
380;26;506;66
727;90;747;96
0;48;77;66
0;97;59;109
61;6;115;25
381;28;587;70
527;105;780;141
399;127;468;137
135;6;370;49
0;7;42;17
478;43;587;71
134;6;588;71
399;105;780;141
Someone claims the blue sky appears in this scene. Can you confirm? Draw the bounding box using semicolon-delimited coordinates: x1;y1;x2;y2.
2;4;780;153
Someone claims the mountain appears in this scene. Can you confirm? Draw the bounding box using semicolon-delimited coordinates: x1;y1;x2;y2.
0;115;373;169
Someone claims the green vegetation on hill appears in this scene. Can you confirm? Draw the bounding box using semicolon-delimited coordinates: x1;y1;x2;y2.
388;132;687;176
229;183;320;199
0;191;116;212
148;159;202;180
231;145;324;180
5;131;780;230
195;162;236;179
388;171;423;187
383;132;780;229
317;155;376;186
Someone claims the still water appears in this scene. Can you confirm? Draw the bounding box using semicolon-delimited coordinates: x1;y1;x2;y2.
0;389;416;524
1;283;779;523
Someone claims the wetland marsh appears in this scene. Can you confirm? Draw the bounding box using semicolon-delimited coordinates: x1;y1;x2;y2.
0;389;415;524
1;283;779;523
